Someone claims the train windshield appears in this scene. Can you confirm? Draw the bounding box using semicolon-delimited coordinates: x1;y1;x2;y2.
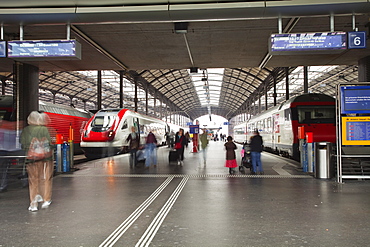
91;115;116;131
297;105;335;124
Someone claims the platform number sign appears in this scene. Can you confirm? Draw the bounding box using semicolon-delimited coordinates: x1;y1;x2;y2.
348;31;367;49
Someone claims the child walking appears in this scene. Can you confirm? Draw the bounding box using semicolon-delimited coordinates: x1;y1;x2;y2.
224;136;238;174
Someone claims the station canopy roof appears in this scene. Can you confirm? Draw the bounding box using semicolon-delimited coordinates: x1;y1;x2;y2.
0;1;368;120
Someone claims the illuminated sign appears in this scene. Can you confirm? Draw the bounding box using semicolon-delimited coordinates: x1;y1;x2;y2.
348;31;367;49
0;41;6;58
340;86;370;114
8;40;81;60
342;117;370;145
269;32;347;55
189;125;199;134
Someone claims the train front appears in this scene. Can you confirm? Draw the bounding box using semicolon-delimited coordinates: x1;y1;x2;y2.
80;109;125;159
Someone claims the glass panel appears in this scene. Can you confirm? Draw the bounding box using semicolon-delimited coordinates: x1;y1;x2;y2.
297;105;335;124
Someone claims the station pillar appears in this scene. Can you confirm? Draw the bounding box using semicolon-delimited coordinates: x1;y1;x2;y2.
14;62;39;122
358;56;370;82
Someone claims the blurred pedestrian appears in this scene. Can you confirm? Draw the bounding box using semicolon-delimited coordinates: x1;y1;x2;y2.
145;131;157;168
174;128;187;166
126;126;140;168
21;111;53;211
0;120;21;193
250;130;264;175
224;136;238;174
165;131;171;148
199;129;209;166
184;131;190;148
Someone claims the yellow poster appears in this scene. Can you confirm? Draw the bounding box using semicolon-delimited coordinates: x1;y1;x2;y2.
341;117;370;145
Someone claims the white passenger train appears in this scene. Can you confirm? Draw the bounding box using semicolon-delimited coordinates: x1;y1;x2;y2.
233;93;336;160
81;108;169;159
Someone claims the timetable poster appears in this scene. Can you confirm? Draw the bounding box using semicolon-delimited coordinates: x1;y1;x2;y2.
342;117;370;145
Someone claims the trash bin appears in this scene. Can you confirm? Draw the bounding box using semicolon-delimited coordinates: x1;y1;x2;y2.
314;142;334;179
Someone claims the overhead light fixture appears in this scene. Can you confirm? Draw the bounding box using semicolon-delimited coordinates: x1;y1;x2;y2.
174;22;188;34
190;67;198;73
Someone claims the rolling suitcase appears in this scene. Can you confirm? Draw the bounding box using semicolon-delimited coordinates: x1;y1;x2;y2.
168;150;178;164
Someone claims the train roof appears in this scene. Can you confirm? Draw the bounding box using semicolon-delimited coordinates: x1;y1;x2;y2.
281;93;335;109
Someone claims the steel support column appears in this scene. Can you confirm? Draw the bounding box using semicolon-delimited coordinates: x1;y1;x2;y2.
97;70;102;110
119;71;124;108
285;67;290;100
145;86;148;115
134;77;138;112
303;66;308;93
273;74;277;106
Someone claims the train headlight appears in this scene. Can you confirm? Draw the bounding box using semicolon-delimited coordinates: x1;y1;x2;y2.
108;130;114;138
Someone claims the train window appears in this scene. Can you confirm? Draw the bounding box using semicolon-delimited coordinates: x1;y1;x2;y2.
297;106;335;124
284;109;291;121
121;119;128;129
91;115;116;131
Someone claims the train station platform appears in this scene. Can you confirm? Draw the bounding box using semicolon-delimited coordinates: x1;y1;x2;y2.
1;141;370;246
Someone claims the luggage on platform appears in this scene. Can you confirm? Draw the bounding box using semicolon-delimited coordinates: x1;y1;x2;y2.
168;150;178;164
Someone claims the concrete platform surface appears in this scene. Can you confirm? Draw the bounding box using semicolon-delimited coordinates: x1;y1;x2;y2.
1;141;370;246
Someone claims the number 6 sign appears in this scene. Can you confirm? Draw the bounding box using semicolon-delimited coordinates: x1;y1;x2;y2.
348;31;367;49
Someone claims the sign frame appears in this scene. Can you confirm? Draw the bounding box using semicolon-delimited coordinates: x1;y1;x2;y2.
341;116;370;145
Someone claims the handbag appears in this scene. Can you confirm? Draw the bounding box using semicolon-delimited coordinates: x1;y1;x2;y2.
174;142;182;149
27;136;52;161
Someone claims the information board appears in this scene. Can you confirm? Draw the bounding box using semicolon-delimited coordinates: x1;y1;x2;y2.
269;32;347;55
342;117;370;145
348;31;367;49
340;86;370;114
189;125;199;134
0;41;6;58
8;40;81;60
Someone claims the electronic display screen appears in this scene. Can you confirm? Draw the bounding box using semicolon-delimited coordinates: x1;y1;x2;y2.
342;117;370;145
8;40;81;60
340;86;370;114
270;32;347;55
0;41;6;58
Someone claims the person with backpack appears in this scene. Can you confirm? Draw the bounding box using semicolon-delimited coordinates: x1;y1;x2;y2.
21;111;53;212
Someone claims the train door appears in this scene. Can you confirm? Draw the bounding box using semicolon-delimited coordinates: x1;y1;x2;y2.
133;117;140;138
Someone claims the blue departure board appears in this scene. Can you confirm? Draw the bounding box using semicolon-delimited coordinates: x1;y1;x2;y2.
8;40;81;60
340;86;370;114
0;41;6;58
270;32;347;55
189;125;199;134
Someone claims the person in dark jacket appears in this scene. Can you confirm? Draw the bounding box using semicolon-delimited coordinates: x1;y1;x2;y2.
174;128;187;166
145;131;157;168
224;136;238;174
249;130;264;175
126;126;140;168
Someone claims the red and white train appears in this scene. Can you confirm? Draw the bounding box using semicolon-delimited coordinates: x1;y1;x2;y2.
234;93;336;160
0;95;92;153
81;108;173;159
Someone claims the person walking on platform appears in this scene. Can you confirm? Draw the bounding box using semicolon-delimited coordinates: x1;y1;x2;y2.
174;128;187;166
21;111;54;212
145;131;157;168
224;136;238;174
250;130;264;175
126;126;140;168
199;129;209;166
184;131;190;148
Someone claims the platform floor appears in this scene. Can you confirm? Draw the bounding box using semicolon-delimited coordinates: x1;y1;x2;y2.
1;141;370;246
